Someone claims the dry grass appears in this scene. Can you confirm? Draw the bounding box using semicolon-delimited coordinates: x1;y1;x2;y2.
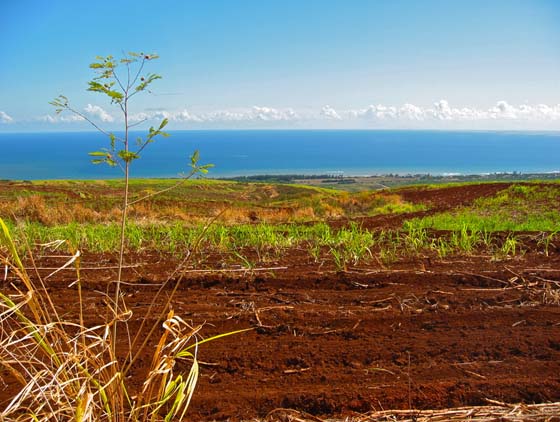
0;181;422;228
262;401;560;421
0;217;247;421
218;206;317;224
1;194;121;226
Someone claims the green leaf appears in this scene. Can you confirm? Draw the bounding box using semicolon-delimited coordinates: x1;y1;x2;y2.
87;81;106;93
0;217;25;273
49;95;69;111
135;73;162;92
118;150;140;163
107;90;124;102
184;328;252;351
88;149;118;167
198;164;214;174
190;150;200;166
88;151;108;157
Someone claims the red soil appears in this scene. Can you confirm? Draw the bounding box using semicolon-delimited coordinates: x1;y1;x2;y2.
2;183;560;421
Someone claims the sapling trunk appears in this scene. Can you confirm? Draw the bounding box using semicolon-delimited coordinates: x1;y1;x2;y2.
113;99;129;356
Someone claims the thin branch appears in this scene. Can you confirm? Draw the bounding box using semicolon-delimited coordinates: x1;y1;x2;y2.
112;69;127;96
130;58;146;89
127;90;143;100
127;59;149;101
62;104;124;143
128;118;148;129
133;138;156;156
126;60;131;91
127;170;196;206
133;141;150;156
115;160;126;174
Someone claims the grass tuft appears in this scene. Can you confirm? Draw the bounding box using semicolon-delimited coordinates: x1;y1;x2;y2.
0;218;249;421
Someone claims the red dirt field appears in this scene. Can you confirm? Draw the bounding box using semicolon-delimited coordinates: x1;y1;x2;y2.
2;183;560;421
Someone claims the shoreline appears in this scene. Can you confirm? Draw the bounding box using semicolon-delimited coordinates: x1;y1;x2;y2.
3;172;560;192
218;172;560;190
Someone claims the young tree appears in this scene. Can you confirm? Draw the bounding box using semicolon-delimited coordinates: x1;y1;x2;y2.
51;52;211;350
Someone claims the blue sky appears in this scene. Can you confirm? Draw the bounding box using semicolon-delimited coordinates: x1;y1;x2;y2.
1;0;560;131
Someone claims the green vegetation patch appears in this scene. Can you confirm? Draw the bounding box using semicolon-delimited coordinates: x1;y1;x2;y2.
405;184;560;232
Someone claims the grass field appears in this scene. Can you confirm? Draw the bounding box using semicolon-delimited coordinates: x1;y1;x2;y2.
2;179;559;266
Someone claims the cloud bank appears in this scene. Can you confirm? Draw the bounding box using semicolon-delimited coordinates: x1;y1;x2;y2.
324;100;560;123
130;101;560;125
38;114;85;123
34;100;560;129
129;106;299;123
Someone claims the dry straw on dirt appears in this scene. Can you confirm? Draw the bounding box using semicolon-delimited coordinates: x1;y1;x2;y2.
262;401;560;421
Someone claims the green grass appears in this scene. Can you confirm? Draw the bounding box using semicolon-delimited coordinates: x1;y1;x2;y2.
408;212;560;232
405;184;560;232
3;220;356;252
4;219;382;269
10;217;544;268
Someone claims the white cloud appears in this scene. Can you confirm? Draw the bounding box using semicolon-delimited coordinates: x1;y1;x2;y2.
323;101;560;124
38;115;57;123
40;104;122;124
38;114;85;123
320;105;342;120
398;103;424;120
251;106;298;121
130;109;201;123
130;110;169;122
432;99;453;120
29;101;560;129
487;101;560;120
84;104;114;122
130;106;300;124
0;111;13;123
346;105;399;120
173;109;204;122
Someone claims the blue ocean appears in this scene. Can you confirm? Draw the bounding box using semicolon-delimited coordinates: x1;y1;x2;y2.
0;130;559;180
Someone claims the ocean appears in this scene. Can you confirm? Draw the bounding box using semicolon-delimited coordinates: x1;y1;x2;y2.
0;130;559;180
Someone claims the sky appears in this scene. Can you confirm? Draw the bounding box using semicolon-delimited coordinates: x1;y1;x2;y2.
1;0;560;131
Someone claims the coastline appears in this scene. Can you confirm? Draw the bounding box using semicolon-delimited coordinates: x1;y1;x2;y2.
3;171;560;192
